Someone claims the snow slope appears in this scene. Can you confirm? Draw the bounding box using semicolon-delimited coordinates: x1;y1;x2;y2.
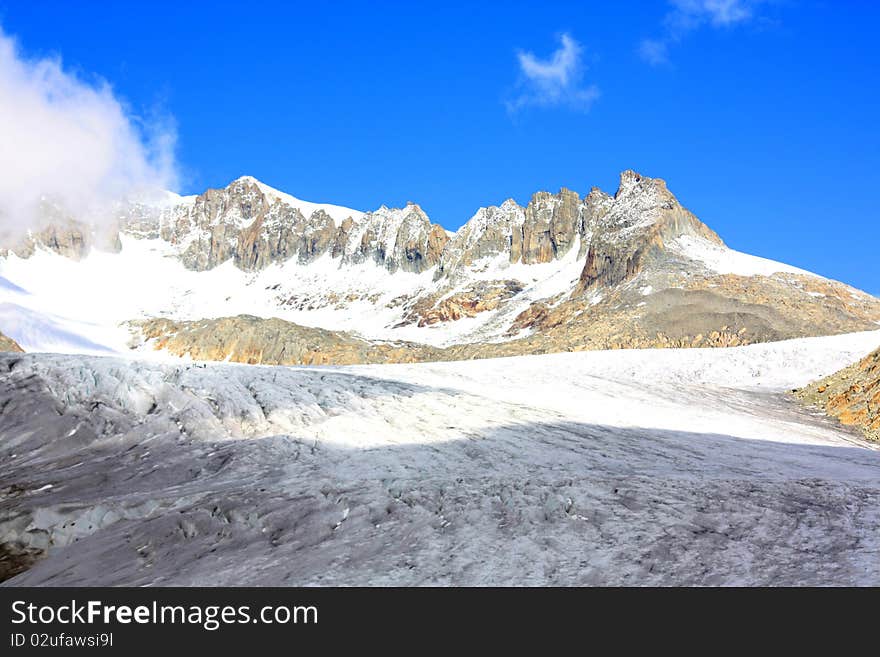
0;236;436;351
2;331;879;586
671;235;821;278
0;233;594;352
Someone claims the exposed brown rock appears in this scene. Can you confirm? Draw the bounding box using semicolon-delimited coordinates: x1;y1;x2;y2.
796;346;880;442
520;188;582;264
156;179;448;273
577;171;722;293
412;281;524;326
0;542;44;583
132;316;443;366
0;332;23;353
425;224;450;266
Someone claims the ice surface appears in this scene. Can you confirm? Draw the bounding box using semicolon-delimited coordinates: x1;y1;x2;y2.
1;331;879;586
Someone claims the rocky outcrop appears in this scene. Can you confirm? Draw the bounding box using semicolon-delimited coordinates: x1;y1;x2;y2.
159;178;314;271
129;303;823;367
132;316;443;366
0;332;23;353
154;179;448;273
132;275;880;365
2;219;121;260
577;171;722;292
437;171;720;290
405;280;525;327
502;269;880;351
438;200;523;272
519;188;583;264
796;346;880;442
334;203;449;273
439;188;589;273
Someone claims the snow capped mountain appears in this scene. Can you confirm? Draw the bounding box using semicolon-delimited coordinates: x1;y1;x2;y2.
1;170;878;362
231;175;365;224
3;172;880;587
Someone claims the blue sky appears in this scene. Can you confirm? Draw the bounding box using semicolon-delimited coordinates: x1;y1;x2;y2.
1;1;878;292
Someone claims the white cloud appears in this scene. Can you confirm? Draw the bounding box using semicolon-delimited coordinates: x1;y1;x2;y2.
0;27;177;236
638;39;670;66
671;0;755;27
641;0;763;65
507;33;599;113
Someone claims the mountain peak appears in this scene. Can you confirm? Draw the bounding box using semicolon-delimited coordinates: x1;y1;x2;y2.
616;169;669;198
228;175;287;200
221;175;364;224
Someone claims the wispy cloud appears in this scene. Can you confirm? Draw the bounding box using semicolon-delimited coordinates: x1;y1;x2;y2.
507;33;599;113
639;39;672;66
0;27;178;236
640;0;763;65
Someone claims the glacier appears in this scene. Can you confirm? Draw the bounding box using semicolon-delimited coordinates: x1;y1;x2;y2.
1;330;879;585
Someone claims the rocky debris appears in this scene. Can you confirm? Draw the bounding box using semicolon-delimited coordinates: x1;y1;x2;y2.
508;302;552;336
405;280;525;326
507;301;572;336
0;332;23;353
796;346;880;442
0;542;43;582
132;315;443;366
130;291;869;367
687;273;880;327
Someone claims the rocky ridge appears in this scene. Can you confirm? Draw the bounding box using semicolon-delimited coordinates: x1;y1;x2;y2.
4;170;880;364
151;178;449;274
132;315;442;365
